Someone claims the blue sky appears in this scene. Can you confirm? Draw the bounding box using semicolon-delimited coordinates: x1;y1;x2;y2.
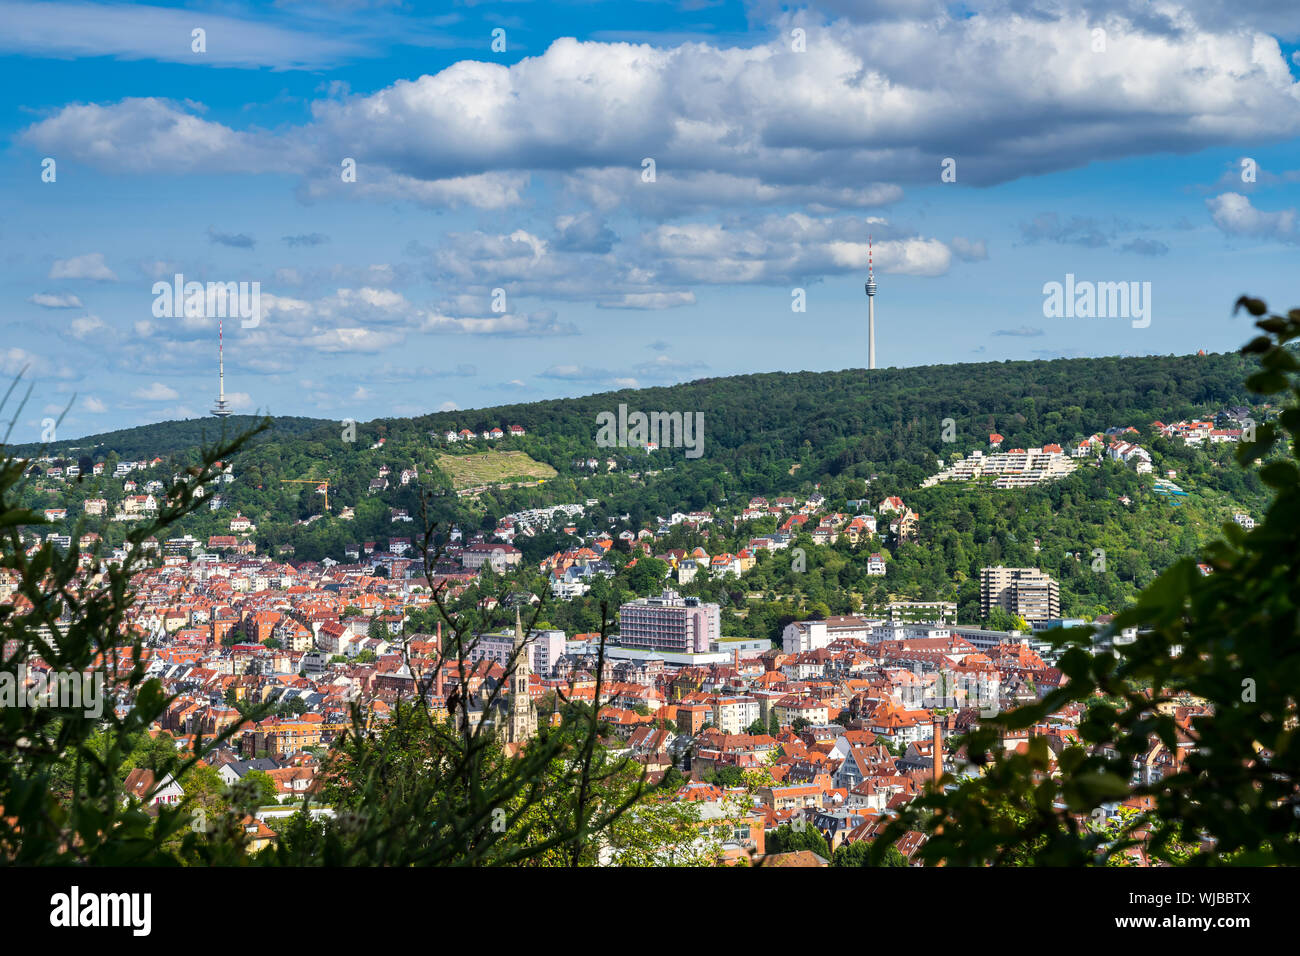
3;0;1300;440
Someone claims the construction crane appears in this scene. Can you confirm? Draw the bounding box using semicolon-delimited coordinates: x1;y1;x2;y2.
279;479;330;513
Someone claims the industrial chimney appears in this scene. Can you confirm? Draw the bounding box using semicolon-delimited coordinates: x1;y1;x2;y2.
931;716;944;786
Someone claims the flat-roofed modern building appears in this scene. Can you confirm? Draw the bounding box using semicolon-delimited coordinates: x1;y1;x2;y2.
980;567;1061;622
619;589;719;653
467;627;566;677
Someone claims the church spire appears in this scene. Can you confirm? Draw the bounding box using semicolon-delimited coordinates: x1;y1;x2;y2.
507;605;537;744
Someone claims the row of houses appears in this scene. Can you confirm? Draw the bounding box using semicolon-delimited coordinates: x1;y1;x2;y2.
1154;419;1246;445
441;425;527;442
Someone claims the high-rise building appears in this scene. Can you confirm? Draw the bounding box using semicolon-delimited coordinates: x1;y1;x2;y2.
980;567;1061;622
618;590;720;654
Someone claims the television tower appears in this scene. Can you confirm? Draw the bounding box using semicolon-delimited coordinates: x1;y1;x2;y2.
865;235;877;370
211;317;232;418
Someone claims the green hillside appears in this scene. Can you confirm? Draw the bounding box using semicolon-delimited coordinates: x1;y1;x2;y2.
9;349;1281;634
18;350;1261;477
10;414;331;462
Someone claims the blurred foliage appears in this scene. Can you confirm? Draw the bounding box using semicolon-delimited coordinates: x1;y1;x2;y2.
1;401;673;865
874;297;1300;866
0;406;270;864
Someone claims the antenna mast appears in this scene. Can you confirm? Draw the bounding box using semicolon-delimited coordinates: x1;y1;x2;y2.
212;317;232;417
865;235;877;370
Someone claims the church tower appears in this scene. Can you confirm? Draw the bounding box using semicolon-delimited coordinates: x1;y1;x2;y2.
507;607;537;744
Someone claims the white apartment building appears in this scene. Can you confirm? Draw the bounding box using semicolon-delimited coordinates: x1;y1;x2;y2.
782;620;829;654
465;628;566;677
781;615;875;654
712;696;760;735
923;447;1077;489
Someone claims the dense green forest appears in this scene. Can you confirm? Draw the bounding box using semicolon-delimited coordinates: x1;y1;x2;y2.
10;414;330;463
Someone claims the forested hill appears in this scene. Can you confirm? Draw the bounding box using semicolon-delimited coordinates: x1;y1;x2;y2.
376;350;1262;485
16;350;1261;478
10;415;330;462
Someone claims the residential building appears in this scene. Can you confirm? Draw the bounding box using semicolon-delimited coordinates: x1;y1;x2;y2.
980;566;1061;622
712;696;760;734
460;543;523;572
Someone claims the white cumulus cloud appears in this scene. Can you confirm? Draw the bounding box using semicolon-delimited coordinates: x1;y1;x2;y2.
49;252;117;281
1206;192;1298;242
132;382;180;401
28;292;83;309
